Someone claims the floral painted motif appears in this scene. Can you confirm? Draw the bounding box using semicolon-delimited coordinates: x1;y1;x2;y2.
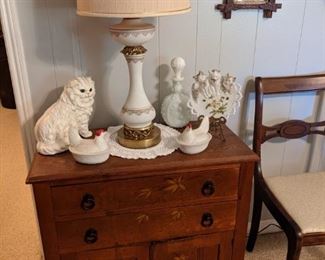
203;95;229;117
164;176;186;193
174;254;188;260
136;188;152;199
171;210;185;221
136;214;149;224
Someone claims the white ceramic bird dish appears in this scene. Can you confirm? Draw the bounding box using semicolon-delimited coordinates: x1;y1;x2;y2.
176;116;212;154
69;146;110;164
68;128;110;164
177;132;212;155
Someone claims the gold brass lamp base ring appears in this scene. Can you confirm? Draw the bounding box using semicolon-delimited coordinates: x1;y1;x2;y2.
117;125;161;149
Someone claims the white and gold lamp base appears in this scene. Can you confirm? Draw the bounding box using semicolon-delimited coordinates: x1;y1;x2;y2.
110;18;161;149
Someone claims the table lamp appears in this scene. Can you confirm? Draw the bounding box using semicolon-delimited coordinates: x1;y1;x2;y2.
77;0;191;149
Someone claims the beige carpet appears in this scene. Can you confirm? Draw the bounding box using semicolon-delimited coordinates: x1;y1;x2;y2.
0;107;324;260
245;232;325;260
0;107;42;260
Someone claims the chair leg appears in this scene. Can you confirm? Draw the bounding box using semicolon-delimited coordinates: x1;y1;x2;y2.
286;233;302;260
246;184;263;252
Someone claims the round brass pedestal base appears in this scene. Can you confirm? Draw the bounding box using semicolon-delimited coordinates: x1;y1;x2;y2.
117;125;161;149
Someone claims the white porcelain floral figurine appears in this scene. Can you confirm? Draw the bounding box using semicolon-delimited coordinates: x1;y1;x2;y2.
188;70;242;119
161;57;191;128
34;77;95;155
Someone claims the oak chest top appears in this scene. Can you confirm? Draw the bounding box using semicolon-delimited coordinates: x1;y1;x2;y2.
27;126;258;184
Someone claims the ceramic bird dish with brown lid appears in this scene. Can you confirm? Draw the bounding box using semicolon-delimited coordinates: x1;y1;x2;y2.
68;128;110;164
176;116;212;154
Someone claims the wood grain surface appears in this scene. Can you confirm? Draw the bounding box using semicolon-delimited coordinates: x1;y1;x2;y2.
56;202;237;253
27;126;258;184
28;126;258;259
52;167;239;219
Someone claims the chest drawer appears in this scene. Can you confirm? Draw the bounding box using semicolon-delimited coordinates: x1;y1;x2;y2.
152;232;233;260
61;245;148;260
56;201;237;253
52;167;239;218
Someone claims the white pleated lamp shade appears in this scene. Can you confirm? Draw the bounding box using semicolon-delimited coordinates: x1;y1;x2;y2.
77;0;191;18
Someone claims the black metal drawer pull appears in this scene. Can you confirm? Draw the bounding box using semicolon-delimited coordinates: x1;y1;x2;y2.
81;193;95;211
201;181;215;197
84;228;98;244
201;213;214;227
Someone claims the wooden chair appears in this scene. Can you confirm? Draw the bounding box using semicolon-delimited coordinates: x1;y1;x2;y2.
246;74;325;260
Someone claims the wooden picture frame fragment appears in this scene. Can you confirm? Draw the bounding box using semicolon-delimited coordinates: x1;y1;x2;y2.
216;0;282;19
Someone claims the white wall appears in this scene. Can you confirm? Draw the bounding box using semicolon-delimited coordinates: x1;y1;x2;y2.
11;0;325;220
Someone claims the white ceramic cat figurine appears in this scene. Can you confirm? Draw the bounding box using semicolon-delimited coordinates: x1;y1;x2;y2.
34;77;95;155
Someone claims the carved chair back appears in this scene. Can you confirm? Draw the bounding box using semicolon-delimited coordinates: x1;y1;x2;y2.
253;75;325;177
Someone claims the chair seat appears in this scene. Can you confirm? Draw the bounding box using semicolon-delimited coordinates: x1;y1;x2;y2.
265;171;325;234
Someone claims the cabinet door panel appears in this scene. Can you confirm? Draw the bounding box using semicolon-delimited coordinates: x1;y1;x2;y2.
152;232;233;260
77;245;148;260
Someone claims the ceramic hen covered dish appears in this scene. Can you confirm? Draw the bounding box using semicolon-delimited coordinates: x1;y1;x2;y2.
68;128;110;164
176;116;212;154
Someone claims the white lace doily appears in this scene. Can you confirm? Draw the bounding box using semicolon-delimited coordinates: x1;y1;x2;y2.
107;124;180;159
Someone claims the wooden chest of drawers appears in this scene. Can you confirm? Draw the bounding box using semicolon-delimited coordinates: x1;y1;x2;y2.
27;127;258;260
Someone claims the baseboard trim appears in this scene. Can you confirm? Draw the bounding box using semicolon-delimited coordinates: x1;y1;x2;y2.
247;219;282;235
0;0;35;166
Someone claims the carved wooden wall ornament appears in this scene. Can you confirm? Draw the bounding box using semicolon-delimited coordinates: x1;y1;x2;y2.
216;0;282;19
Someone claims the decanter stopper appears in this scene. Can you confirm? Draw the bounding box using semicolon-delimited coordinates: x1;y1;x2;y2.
171;57;186;81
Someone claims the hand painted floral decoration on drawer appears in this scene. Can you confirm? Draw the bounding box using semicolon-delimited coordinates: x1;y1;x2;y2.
135;176;186;203
136;188;152;199
136;214;149;224
171;210;185;221
174;254;188;260
164;176;186;193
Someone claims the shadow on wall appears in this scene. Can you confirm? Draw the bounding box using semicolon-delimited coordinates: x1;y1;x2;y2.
239;78;255;144
31;0;77;101
30;0;163;129
76;15;159;128
156;63;172;123
306;90;325;171
32;0;124;129
30;0;81;124
77;15;122;128
34;87;63;122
